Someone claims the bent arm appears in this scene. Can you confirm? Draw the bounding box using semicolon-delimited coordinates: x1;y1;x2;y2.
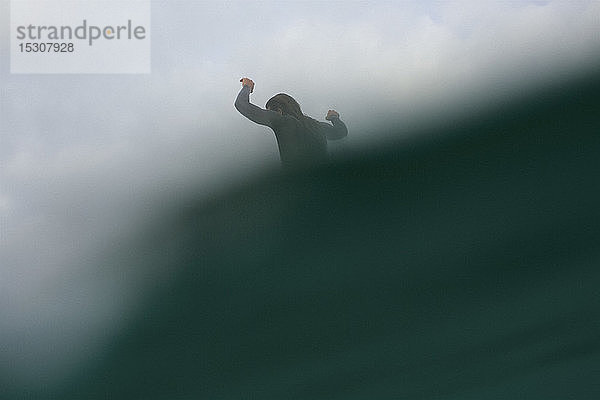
319;117;348;140
234;85;281;128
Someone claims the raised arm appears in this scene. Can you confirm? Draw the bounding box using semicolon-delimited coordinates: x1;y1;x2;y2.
234;78;282;128
318;110;348;140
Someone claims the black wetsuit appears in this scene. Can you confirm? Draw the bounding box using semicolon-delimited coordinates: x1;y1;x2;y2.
235;85;347;167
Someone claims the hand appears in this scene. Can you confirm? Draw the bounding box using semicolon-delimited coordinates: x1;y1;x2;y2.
325;109;339;121
240;77;254;93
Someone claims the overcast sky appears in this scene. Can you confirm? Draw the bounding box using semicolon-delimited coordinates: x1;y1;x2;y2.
1;0;599;388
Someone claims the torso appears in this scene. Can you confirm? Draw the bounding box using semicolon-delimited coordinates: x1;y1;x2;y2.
272;117;329;167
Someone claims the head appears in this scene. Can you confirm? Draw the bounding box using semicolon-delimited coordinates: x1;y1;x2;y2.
266;93;303;120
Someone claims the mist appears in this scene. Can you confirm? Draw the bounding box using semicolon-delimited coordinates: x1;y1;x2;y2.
1;0;600;393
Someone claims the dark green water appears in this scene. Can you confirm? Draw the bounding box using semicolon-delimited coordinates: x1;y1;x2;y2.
13;71;600;398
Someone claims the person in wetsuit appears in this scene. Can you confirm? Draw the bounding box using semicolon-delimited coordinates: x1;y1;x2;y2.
235;77;348;168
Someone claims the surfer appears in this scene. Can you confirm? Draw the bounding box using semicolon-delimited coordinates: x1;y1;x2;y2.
235;77;348;168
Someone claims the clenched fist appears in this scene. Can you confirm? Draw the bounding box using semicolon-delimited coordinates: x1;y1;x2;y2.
240;77;255;93
326;109;340;121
